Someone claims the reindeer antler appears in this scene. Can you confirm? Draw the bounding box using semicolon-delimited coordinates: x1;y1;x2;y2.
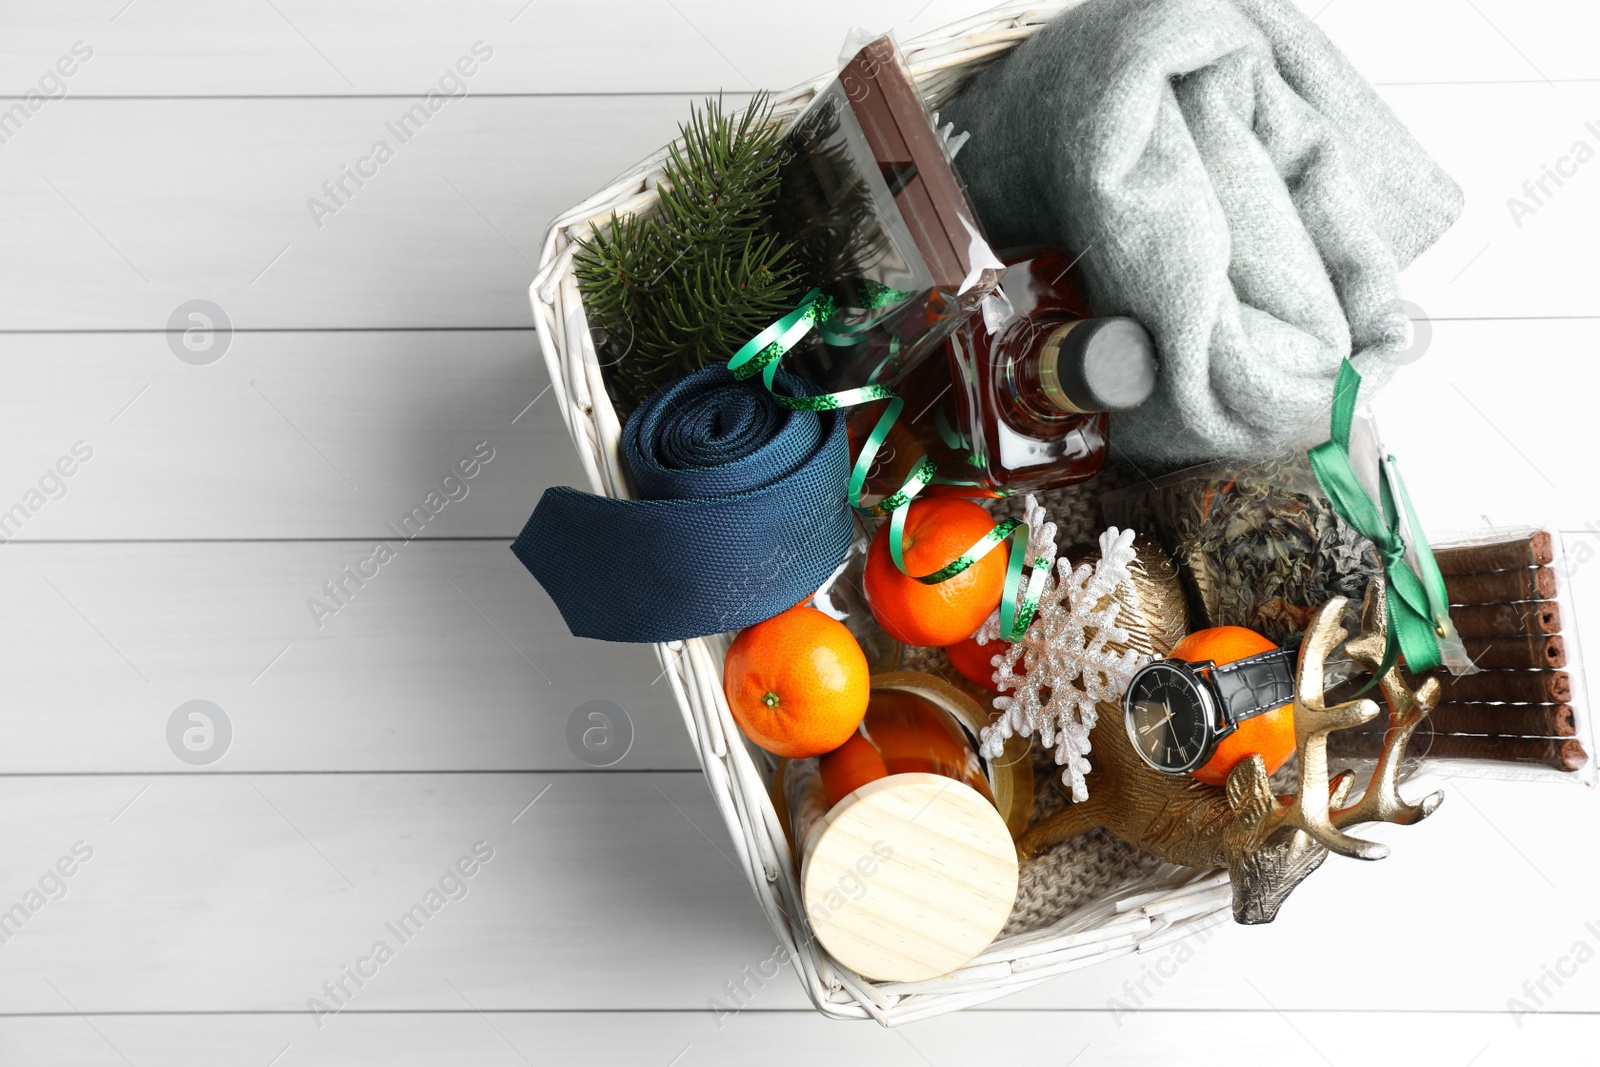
1336;580;1446;828
1257;598;1390;860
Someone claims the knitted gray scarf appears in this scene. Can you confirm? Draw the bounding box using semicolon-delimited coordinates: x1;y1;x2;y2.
942;0;1463;468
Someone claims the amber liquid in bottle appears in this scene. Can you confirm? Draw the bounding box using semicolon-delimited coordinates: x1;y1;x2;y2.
867;249;1153;499
815;689;994;810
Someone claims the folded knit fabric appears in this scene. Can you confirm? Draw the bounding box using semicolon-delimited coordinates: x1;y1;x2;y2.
513;366;853;642
942;0;1463;467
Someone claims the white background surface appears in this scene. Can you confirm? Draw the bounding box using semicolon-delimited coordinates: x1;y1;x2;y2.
3;1;1599;1063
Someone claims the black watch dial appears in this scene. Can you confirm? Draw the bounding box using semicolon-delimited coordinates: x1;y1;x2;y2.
1124;661;1213;774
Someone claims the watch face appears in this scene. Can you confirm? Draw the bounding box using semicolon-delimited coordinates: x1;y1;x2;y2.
1124;661;1213;774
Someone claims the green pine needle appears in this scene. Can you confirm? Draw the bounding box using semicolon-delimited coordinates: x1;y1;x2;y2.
573;92;800;410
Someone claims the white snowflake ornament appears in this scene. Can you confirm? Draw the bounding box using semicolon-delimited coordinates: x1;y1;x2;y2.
978;520;1150;803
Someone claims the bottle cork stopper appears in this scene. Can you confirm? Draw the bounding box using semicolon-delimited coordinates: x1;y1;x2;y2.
1048;316;1158;413
801;772;1018;983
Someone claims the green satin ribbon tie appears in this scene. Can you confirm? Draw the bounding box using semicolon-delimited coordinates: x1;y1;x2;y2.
1307;359;1451;675
727;288;1046;642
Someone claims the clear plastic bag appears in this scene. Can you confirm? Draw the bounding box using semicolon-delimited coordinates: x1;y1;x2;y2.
1104;450;1384;649
768;33;1001;392
1400;526;1594;784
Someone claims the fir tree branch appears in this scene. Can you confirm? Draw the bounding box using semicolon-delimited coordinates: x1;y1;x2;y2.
573;92;800;409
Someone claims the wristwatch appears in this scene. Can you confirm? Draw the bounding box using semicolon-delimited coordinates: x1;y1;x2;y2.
1123;645;1298;775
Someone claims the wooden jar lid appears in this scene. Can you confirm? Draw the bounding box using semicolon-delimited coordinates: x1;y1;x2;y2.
801;772;1019;983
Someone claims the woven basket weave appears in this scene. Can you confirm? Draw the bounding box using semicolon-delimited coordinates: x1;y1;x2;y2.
529;0;1232;1024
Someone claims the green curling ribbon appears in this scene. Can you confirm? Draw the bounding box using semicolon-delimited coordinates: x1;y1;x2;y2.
815;279;911;349
727;289;1048;642
1307;359;1451;676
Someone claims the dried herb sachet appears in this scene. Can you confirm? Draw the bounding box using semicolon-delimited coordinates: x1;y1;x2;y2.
1103;452;1381;646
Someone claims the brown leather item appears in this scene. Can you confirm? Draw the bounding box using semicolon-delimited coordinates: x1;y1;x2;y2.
1448;600;1561;640
1434;531;1553;575
1445;566;1556;605
1415;668;1571;705
1460;633;1565;670
1427;703;1576;738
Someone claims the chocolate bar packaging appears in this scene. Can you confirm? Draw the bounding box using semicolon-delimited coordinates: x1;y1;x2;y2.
1372;527;1595;783
767;35;1001;392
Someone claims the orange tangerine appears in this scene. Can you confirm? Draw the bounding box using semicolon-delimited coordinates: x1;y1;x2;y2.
817;733;890;809
863;498;1006;647
944;634;1016;694
1168;626;1296;787
723;606;870;759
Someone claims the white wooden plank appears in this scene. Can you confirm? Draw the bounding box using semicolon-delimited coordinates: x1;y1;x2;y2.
1;319;1594;540
4;1009;1598;1067
0;771;1596;1016
0;541;699;771
2;84;1598;332
0;0;944;97
0;773;783;1014
0;330;570;541
1384;81;1600;323
0;1;1591;97
1308;0;1600;86
0;95;695;331
1369;318;1597;535
997;770;1600;1015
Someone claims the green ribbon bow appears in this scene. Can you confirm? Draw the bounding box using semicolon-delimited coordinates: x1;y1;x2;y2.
727;288;1048;642
1307;359;1451;675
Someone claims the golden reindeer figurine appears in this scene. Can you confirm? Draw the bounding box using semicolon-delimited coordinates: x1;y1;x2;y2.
1018;580;1444;923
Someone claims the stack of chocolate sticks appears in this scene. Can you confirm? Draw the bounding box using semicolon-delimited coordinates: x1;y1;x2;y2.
1331;531;1588;773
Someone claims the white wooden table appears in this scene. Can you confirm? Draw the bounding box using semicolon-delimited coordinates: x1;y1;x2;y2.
3;1;1598;1062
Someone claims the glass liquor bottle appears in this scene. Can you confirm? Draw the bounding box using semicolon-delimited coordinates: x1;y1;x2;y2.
869;249;1158;499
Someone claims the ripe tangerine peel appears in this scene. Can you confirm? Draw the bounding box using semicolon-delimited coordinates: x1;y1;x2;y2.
944;634;1018;694
863;498;1007;648
816;690;992;808
1169;626;1296;787
818;733;889;809
722;606;870;759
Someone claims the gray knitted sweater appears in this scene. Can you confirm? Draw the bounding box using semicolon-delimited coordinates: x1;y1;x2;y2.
943;0;1463;468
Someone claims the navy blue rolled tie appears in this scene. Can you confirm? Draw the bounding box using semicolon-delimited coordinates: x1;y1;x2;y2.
512;366;853;642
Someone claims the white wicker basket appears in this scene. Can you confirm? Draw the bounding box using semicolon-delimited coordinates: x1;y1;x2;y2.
529;0;1233;1024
